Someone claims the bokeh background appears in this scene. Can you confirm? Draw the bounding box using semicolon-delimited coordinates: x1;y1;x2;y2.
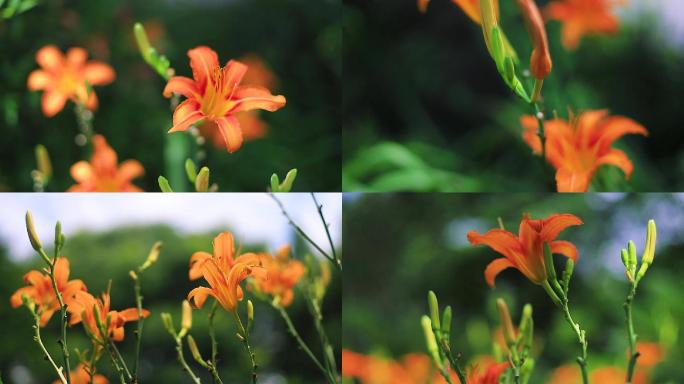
343;0;684;192
0;193;341;383
0;0;341;192
343;193;684;382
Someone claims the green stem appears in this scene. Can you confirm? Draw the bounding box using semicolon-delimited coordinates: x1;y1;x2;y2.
624;284;639;383
232;310;258;384
103;339;126;384
33;313;68;384
42;250;72;384
132;274;144;383
272;303;333;383
532;102;553;191
559;296;589;384
110;341;132;382
174;336;201;384
311;193;342;271
305;296;338;382
208;301;220;381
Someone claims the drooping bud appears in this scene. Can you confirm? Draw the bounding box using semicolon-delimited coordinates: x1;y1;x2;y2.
636;220;656;282
181;300;192;336
515;0;551;80
195;167;210;192
421;315;443;369
427;291;441;332
25;211;42;251
187;335;206;365
496;298;516;346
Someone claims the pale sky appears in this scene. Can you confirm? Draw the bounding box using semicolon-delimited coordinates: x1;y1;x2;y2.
0;193;341;261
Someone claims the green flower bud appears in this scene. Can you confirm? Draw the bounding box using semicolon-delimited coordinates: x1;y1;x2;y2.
187;335;206;365
421;315;443;369
636;220;656;282
496;298;516;346
427;291;441;332
195;167;210;192
247;299;254;333
35;144;52;182
185;159;198;183
441;306;452;343
158;176;173;192
161;312;176;336
25;211;42;251
181;300;192;336
141;241;162;271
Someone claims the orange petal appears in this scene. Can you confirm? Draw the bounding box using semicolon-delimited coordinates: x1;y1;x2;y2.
596;116;648;150
453;0;482;23
484;258;515;287
117;160;144;182
222;60;248;91
187;286;215;309
41;90;67;117
10;287;34;308
83;62;116;86
36;45;64;71
550;240;578;261
230;85;286;114
520;115;542;154
163;76;200;99
91;135;118;174
467;229;522;263
27;70;52;90
539;214;583;241
189;252;212;280
213;232;235;262
118;308;150;321
597;149;634;179
169;99;203;133
188;46;219;85
555;167;592;192
111;325;125;341
66;47;88;67
53;257;70;286
215;116;244;153
39;308;56;327
418;0;430;13
70;161;94;184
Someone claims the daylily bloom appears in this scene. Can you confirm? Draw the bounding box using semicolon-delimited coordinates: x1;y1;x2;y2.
163;46;286;153
515;0;552;80
66;290;149;343
521;110;648;192
465;356;510;384
545;0;621;50
68;135;144;192
188;231;261;281
187;259;264;312
251;245;306;307
10;257;87;327
467;213;582;287
635;342;665;368
418;0;491;24
53;364;109;384
198;54;276;148
342;350;456;384
547;364;648;384
27;45;115;117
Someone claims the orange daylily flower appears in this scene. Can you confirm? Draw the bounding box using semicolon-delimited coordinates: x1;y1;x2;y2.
516;0;552;80
163;46;286;153
419;0;489;24
68;135;144;192
342;350;456;384
251;245;306;307
188;231;260;281
635;342;665;368
198;54;277;148
66;290;149;343
521;110;648;192
545;0;621;50
53;364;109;384
10;257;87;327
27;45;115;117
547;364;650;384
466;356;510;384
467;213;582;287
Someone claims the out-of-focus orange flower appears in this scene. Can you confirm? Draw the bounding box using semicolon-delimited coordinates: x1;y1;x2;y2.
467;213;582;287
68;135;144;192
342;350;456;384
188;231;260;281
521;110;648;192
10;257;87;327
418;0;491;24
636;342;665;368
187;231;265;312
466;355;509;384
27;45;115;117
163;46;286;153
198;54;277;148
251;246;306;307
547;363;653;384
515;0;552;80
544;0;621;50
67;290;149;343
53;364;109;384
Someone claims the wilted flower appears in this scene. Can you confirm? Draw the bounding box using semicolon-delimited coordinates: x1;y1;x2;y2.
68;135;144;192
545;0;621;50
521;110;648;192
27;45;115;117
467;213;582;287
163;46;286;153
10;257;87;327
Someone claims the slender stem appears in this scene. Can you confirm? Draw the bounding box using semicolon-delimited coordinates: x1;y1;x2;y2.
41;250;72;384
272;303;333;382
208;301;220;379
559;296;589;384
103;339;126;384
33;314;68;384
311;193;342;270
438;342;467;384
303;293;339;383
174;336;201;384
532;102;553;190
110;341;133;382
269;194;339;269
132;275;144;383
232;310;258;384
625;284;640;383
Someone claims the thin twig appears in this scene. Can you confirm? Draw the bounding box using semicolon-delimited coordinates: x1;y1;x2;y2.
174;336;201;384
625;285;640;383
232;310;258;384
207;302;223;384
303;291;339;383
33;313;68;384
311;193;341;270
132;274;144;382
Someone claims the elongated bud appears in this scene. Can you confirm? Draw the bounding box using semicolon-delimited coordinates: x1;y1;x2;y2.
515;0;551;80
270;173;280;192
620;248;628;267
636;220;656;282
185;159;197;183
133;23;152;62
496;298;516;346
54;221;64;252
280;169;298;192
628;241;637;273
479;0;498;57
141;241;162;271
161;312;176;335
421;315;443;369
35;144;52;181
441;306;452;343
247;300;254;333
561;259;574;295
236;332;245;342
519;304;534;349
195;167;210;192
544;243;557;281
158;176;173;192
25;211;42;251
427;291;441;332
521;358;535;383
181;300;192;334
187;335;206;365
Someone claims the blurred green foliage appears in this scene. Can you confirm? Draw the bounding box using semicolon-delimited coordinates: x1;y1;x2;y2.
0;224;341;383
343;193;684;382
0;0;341;191
343;0;684;192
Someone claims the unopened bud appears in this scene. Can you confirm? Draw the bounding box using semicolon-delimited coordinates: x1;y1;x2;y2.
441;306;452;343
185;159;197;183
247;300;254;333
427;291;441;332
636;220;657;282
279;169;298;192
161;312;175;335
515;0;551;80
195;167;210;192
421;315;442;369
187;335;205;365
496;298;516;346
141;242;162;271
25;211;42;251
35;144;52;181
181;300;192;335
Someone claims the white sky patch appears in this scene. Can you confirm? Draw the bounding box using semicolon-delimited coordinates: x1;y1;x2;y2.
0;193;341;262
620;0;684;50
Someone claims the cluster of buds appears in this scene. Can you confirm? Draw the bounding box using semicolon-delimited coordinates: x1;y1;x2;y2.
420;291;454;373
495;299;535;382
270;168;298;193
621;220;657;285
161;300;193;340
